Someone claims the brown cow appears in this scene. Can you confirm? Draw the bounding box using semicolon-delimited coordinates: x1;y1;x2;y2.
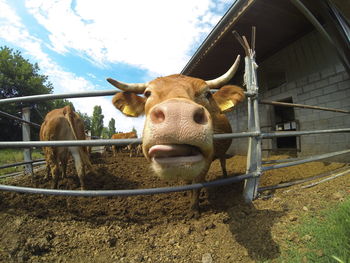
107;55;245;212
111;131;137;157
40;105;93;189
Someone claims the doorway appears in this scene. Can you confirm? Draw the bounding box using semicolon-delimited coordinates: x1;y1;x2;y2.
274;98;298;152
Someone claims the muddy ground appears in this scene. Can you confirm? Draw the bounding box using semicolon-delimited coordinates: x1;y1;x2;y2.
0;152;349;263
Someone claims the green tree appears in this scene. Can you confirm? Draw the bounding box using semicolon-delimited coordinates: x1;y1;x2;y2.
91;105;104;137
132;126;137;137
0;46;54;141
108;118;116;138
76;110;92;132
101;127;109;139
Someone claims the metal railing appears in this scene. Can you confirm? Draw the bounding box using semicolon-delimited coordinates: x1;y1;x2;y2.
0;29;349;201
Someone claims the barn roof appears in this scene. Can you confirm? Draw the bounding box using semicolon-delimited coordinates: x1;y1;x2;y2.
181;0;350;80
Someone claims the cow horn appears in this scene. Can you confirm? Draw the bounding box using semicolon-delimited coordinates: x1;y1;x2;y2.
205;55;240;88
107;78;148;94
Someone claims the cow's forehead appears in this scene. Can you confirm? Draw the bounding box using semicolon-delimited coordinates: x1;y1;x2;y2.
149;74;207;94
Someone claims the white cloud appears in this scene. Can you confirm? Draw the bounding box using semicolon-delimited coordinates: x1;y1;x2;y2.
0;0;125;130
0;0;231;135
24;0;224;76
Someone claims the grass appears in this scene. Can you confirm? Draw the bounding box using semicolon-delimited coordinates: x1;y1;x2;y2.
283;197;350;263
0;148;44;176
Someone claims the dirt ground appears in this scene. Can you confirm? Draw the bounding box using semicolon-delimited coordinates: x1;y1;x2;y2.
0;152;349;263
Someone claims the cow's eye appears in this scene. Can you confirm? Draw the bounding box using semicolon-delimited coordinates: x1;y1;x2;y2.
205;91;212;99
144;90;152;98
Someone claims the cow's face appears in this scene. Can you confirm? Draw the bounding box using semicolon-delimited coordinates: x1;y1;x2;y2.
109;56;244;181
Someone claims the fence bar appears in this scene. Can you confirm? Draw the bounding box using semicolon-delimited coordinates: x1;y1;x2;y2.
262;156;305;164
0;132;260;148
0;110;41;128
258;167;350;192
1;127;349;148
0;159;45;170
4;128;348;149
22;107;33;176
214;132;259;139
261;128;350;138
0;90;119;105
262;149;350;171
259;100;350;114
0;162;46;179
0;138;142;148
0;172;255;196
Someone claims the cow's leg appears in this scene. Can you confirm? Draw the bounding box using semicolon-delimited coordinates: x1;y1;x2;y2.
51;165;60;189
128;145;133;157
190;189;200;211
220;157;228;177
47;149;59;188
43;149;51;180
112;145;116;157
69;147;86;190
48;159;59;189
60;149;68;178
187;178;202;218
45;164;51;180
61;157;68;179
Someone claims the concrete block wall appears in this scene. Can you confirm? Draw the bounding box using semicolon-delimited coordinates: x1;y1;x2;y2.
226;29;350;162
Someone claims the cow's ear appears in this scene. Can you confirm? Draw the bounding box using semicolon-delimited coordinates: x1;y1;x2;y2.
112;92;145;117
212;85;245;113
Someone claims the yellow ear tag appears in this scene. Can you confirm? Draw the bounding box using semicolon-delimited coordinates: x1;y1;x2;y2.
219;100;235;112
122;105;138;117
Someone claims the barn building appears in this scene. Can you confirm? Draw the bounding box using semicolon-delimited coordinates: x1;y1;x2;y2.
182;0;350;162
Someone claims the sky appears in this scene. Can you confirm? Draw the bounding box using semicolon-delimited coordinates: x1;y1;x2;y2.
0;0;233;136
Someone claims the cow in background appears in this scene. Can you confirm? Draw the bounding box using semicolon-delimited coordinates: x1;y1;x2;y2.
111;131;137;157
135;144;143;157
108;55;245;213
40;105;93;189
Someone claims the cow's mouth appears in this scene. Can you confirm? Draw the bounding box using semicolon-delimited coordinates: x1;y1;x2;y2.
148;144;204;164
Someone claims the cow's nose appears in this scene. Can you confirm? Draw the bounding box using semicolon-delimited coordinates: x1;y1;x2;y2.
149;100;209;126
193;107;208;125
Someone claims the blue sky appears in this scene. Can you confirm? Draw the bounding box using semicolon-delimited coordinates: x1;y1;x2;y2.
0;0;232;135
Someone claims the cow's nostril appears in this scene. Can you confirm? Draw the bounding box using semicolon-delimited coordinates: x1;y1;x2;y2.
193;107;208;125
151;108;165;124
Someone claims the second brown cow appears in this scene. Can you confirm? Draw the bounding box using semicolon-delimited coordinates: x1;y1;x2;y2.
40;105;93;189
111;131;138;157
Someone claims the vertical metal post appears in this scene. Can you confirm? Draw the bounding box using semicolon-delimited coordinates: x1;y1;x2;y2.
22;107;33;176
243;54;262;202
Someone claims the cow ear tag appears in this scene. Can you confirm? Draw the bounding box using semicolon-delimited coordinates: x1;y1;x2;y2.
218;100;235;112
122;105;138;117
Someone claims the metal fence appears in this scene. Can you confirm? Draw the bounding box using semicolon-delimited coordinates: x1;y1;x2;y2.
0;31;349;202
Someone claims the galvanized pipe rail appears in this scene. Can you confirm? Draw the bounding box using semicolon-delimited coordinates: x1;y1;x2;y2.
259;100;350;114
0;158;45;169
0;89;118;105
0;110;41;128
0;172;255;196
0;27;349;200
262;149;350;171
1;128;349;148
1;91;348;116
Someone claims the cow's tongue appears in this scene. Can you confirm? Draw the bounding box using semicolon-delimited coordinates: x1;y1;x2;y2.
148;144;203;164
